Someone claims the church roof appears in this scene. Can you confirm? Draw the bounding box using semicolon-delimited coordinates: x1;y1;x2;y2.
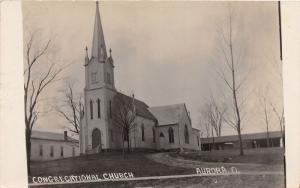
148;103;186;126
114;92;157;121
31;130;78;143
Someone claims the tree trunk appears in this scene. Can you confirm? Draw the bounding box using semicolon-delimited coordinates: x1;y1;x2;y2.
264;100;270;147
122;132;125;159
127;135;130;153
26;128;31;175
237;122;244;156
211;128;215;151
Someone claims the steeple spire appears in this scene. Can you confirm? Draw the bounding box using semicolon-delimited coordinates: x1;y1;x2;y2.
91;1;107;61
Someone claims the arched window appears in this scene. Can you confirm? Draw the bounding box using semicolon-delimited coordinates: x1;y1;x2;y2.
109;100;112;118
141;124;145;141
197;136;200;146
168;127;174;143
90;100;93;120
97;99;101;118
184;125;189;144
152;127;156;143
160;132;164;137
110;129;114;142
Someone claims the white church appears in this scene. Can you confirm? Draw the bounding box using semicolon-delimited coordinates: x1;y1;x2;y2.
79;2;201;155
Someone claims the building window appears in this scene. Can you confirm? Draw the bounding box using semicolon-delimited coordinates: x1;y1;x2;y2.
106;72;111;84
169;127;174;143
184;125;189;144
72;147;75;157
197;136;200;146
152;127;156;143
97;98;101;119
60;146;64;157
141;124;145;141
90;100;93;119
39;145;43;156
109;100;112;118
111;130;114;142
91;72;98;84
160;132;164;137
50;146;54;157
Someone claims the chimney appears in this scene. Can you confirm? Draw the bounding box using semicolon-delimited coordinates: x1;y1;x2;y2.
64;131;68;141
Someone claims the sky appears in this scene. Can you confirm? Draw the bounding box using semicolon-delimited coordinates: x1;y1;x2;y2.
22;1;283;137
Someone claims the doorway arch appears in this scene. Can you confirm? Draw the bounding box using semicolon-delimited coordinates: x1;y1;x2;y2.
92;128;101;149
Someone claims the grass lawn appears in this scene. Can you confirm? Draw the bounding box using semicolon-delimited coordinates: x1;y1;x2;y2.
29;149;285;187
169;147;284;165
29;151;193;180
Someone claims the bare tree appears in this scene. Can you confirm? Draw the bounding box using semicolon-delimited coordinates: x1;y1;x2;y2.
112;93;136;155
259;93;271;147
270;101;284;146
199;117;211;138
209;97;227;137
56;82;82;135
200;97;226;150
215;10;249;156
24;31;63;174
265;53;285;147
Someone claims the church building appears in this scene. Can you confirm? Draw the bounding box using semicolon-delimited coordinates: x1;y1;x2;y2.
79;2;201;154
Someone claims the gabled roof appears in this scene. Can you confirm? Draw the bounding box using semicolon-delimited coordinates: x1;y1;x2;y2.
201;131;282;144
114;92;157;121
148;103;185;126
31;130;78;143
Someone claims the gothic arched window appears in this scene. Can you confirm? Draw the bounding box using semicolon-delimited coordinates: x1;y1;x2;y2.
160;132;164;137
97;99;101;119
152;127;156;143
90;100;93;120
109;100;112;118
184;125;189;144
110;129;114;142
141;124;145;141
168;127;174;143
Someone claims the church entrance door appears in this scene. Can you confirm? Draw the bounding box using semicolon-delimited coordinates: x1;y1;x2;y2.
92;128;101;149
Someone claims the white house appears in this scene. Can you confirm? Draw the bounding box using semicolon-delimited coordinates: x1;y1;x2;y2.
30;131;80;161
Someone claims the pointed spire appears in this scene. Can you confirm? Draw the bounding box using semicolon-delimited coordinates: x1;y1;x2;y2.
85;46;89;58
85;46;89;64
109;48;112;57
91;1;107;61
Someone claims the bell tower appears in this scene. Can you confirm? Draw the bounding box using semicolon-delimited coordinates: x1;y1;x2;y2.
81;2;116;154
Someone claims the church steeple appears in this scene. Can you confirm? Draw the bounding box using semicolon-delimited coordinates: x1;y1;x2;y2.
91;1;107;61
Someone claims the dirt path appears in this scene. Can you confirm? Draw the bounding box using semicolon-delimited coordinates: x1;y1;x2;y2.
147;153;284;174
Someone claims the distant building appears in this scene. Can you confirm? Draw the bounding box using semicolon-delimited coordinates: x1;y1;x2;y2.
31;131;79;161
201;131;283;151
79;2;201;154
